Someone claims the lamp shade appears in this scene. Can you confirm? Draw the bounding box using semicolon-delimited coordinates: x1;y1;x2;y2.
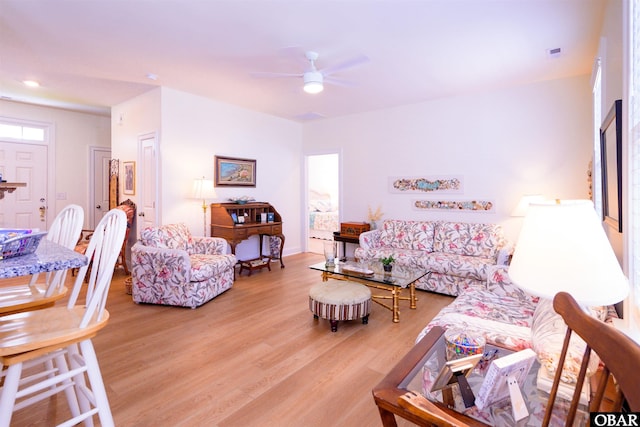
511;194;544;217
509;200;628;306
192;177;216;200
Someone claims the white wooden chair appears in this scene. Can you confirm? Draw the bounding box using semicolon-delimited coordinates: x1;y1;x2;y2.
0;204;84;315
0;208;127;427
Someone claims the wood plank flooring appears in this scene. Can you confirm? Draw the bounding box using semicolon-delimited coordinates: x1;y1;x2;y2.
3;252;453;427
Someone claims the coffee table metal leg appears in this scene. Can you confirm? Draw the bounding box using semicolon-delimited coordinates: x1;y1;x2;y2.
409;283;417;309
392;288;400;323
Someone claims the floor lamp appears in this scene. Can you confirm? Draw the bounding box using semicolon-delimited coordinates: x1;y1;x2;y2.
192;177;217;236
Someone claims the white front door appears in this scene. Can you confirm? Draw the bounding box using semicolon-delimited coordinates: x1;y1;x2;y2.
139;132;158;233
0;141;48;229
90;147;111;228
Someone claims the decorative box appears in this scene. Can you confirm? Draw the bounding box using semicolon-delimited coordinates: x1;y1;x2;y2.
340;222;370;238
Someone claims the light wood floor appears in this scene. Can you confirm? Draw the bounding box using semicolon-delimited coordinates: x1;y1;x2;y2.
4;252;454;427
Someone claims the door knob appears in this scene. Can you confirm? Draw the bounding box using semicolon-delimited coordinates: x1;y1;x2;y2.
96;205;102;209
138;212;145;217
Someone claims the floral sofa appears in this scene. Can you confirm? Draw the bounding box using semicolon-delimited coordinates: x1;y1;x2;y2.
354;219;511;296
131;223;237;308
415;265;616;424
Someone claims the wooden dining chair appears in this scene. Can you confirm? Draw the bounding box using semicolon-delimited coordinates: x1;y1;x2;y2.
0;208;127;427
542;291;640;426
0;204;84;315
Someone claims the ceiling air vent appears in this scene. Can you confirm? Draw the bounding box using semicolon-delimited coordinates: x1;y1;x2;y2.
547;47;562;58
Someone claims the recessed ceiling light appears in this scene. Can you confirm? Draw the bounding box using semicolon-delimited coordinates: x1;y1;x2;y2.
146;73;158;81
23;80;40;88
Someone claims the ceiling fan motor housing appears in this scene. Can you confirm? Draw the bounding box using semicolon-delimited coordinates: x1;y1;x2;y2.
304;71;323;85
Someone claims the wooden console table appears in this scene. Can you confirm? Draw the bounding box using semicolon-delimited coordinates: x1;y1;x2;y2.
210;202;285;268
333;232;360;261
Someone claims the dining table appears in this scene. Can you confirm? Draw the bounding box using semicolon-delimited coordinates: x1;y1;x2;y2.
0;239;88;279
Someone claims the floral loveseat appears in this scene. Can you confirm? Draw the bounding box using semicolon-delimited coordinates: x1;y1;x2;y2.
131;223;237;308
415;265;616;424
354;219;511;296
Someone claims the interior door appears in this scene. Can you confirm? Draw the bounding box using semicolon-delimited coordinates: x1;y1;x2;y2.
139;133;158;232
0;141;48;229
90;147;111;228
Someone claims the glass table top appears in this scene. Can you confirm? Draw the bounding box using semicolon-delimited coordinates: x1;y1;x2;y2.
399;330;588;426
309;260;429;288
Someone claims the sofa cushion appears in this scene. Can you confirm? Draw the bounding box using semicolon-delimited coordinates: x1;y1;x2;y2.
140;223;193;251
379;220;435;251
190;254;237;281
425;252;494;281
531;298;601;384
432;221;504;259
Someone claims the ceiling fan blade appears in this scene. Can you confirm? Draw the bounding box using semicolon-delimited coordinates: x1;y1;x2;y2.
324;76;357;87
250;71;303;79
319;54;370;76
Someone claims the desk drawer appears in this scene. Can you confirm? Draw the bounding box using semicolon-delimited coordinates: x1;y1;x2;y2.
271;224;282;234
254;226;272;234
234;228;248;239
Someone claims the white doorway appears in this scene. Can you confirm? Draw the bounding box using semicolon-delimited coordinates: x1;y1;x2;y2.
305;152;340;254
89;147;111;228
138;132;159;234
0;141;48;229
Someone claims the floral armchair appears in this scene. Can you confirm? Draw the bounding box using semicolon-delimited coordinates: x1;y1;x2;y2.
131;223;236;308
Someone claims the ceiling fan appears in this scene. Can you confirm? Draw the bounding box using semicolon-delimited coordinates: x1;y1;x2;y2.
252;50;370;94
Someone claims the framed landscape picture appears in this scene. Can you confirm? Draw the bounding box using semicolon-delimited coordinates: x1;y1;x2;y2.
123;161;136;195
215;155;256;187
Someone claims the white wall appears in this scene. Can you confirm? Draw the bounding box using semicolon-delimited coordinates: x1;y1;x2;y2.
112;87;303;259
0;100;111;227
2;74;594;251
303;75;593;243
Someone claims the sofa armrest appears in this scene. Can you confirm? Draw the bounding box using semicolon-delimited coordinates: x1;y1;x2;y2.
486;265;538;304
496;242;514;265
191;236;229;255
358;229;382;250
131;242;191;284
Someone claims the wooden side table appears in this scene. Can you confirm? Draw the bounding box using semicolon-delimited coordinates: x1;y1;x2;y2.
332;232;360;261
372;326;487;426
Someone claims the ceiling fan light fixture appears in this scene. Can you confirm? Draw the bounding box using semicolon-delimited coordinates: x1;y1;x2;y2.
303;71;323;94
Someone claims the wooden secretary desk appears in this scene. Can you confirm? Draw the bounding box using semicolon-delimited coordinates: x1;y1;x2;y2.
210;202;285;269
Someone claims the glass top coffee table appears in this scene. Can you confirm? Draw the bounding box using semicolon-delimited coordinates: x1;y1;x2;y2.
373;326;589;426
309;260;430;323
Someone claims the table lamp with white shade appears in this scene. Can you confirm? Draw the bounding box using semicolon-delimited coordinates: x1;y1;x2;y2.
509;199;628;306
192;177;217;236
511;194;544;217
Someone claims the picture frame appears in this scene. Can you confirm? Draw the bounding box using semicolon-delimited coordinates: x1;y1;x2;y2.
600;99;622;232
430;353;483;393
430;353;482;408
123;161;136;195
231;213;238;224
215;155;257;187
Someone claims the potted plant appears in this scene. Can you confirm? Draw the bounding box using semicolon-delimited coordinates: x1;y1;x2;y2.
380;255;395;272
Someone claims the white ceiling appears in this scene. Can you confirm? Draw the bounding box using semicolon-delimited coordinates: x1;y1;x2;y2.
0;0;606;121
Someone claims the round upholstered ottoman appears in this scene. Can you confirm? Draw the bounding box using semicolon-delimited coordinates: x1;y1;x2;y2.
309;281;372;332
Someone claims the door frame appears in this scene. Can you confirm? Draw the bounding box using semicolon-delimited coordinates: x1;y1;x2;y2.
138;131;160;236
88;146;111;228
303;149;342;253
0;116;55;226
